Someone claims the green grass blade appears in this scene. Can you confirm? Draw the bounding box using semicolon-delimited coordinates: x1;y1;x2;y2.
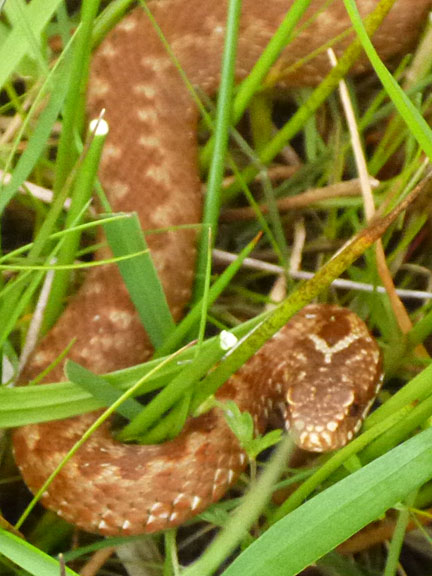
91;0;134;46
217;428;432;576
0;214;106;349
0;136;94;348
0;384;103;427
53;0;101;194
182;436;295;576
365;356;432;429
0;0;63;89
103;213;175;348
41;118;108;333
65;360;142;421
0;269;46;349
192;0;242;302
0;61;69;214
4;0;49;77
343;0;432;161
200;0;313;168
0;530;79;576
115;343;224;442
383;491;417;576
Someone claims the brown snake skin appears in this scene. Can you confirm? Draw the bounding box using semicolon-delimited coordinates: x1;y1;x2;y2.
13;1;432;535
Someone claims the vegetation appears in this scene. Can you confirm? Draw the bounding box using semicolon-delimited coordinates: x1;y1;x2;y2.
1;0;432;574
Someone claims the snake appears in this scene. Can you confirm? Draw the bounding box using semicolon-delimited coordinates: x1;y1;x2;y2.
12;0;431;536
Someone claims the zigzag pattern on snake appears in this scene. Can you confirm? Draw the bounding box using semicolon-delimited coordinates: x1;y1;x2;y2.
13;0;431;535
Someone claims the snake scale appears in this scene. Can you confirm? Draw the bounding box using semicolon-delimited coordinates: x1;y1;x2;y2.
13;0;431;535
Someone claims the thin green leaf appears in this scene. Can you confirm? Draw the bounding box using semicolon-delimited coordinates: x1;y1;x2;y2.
0;61;69;214
53;0;101;193
0;530;79;576
0;0;63;89
219;428;432;576
193;0;242;302
343;0;432;161
103;212;175;348
65;360;142;421
41;116;109;333
223;400;255;445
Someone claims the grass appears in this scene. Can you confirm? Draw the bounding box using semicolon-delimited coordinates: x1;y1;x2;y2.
1;0;432;575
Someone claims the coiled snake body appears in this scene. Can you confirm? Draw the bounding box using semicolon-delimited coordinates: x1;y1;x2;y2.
13;1;431;535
